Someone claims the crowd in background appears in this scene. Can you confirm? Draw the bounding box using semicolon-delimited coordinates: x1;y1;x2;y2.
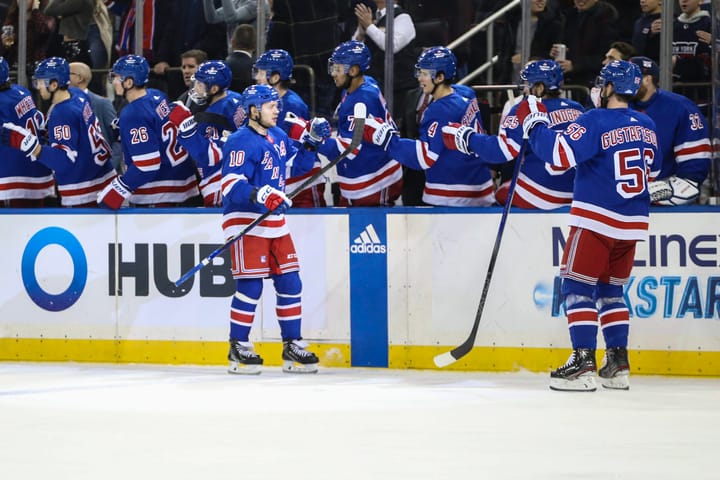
0;0;714;209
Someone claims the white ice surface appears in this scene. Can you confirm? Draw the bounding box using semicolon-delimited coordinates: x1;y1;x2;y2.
0;363;718;480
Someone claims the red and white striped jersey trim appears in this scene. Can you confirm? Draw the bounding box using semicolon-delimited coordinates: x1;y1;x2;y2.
568;200;649;241
199;169;222;206
422;179;496;206
674;138;711;164
336;160;403;199
414;140;439;169
58;170;116;206
130;175;198;205
551;136;577;169
131;151;162;171
0;174;55;200
222;211;289;239
285;164;325;193
514;173;573;210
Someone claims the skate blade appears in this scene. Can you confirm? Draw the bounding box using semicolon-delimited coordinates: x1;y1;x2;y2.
600;372;630;390
549;374;597;392
228;361;262;375
282;360;318;374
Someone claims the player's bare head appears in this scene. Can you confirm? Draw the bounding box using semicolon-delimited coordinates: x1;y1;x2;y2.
242;84;281;130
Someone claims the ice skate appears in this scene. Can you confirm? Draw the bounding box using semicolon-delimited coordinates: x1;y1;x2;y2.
282;339;319;373
228;340;263;375
599;347;630;390
549;348;597;392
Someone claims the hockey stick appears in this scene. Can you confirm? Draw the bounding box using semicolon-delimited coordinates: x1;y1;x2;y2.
433;141;528;368
174;102;367;287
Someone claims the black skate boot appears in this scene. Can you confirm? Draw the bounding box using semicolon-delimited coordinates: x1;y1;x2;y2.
282;339;319;373
549;348;597;391
228;340;263;375
599;347;630;390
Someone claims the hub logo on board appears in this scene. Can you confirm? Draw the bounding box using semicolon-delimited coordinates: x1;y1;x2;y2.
350;224;386;254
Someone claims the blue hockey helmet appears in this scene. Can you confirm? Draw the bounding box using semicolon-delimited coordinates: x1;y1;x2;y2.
520;59;563;91
33;57;70;87
242;84;280;112
194;60;232;90
414;46;457;81
596;60;642;96
111;54;150;86
254;49;294;81
327;40;371;74
0;56;8;83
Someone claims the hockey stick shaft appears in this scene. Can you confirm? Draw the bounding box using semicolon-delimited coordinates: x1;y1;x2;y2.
174;103;367;287
434;142;528;368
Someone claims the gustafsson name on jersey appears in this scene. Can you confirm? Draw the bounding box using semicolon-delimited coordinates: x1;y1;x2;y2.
350;224;387;254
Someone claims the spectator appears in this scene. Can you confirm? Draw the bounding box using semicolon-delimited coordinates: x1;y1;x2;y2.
152;0;226;100
506;0;565;84
551;0;619;103
353;0;418;134
631;0;662;62
672;0;711;84
604;0;642;44
97;54;201;208
5;57;116;207
0;56;55;207
1;0;56;73
68;61;122;172
176;49;208;114
602;41;635;66
266;0;339;117
225;23;255;94
630;56;711;206
43;0;95;66
319;40;403;206
202;0;269;54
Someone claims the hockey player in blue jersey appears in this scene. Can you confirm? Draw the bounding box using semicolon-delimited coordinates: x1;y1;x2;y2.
2;57;116;207
442;59;584;209
629;56;711;206
518;60;661;392
254;49;331;207
167;60;245;207
321;40;402;206
361;46;504;206
220;84;325;374
0;56;54;207
97;54;200;209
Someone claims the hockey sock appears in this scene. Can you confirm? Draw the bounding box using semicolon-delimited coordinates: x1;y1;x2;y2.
229;278;263;341
273;271;302;340
598;297;630;348
565;294;598;349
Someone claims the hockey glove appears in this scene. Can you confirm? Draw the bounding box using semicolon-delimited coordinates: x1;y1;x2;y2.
97;176;132;209
363;115;397;150
285;111;310;142
516;95;549;139
167;102;197;139
253;184;292;214
1;122;40;158
648;177;700;205
441;123;475;155
306;117;331;148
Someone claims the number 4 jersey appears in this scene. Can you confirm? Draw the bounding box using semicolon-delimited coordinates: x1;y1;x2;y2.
528;107;661;241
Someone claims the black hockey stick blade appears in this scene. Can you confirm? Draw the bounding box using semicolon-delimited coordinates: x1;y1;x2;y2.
173;103;367;287
433;142;528;368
